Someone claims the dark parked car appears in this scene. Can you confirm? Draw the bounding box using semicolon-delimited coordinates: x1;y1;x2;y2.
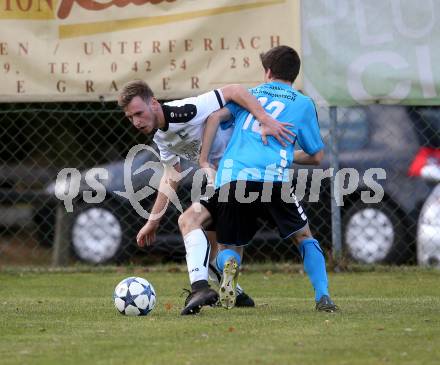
36;105;437;265
313;105;434;264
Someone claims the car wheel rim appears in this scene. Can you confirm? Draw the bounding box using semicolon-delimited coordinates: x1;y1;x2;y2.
72;207;122;263
417;186;440;266
345;208;394;263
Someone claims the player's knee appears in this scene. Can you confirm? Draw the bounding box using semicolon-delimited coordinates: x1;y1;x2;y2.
178;206;202;233
177;211;191;232
179;203;211;235
291;227;313;247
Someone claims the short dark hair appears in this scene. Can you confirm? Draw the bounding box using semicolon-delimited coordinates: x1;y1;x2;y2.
118;80;154;108
260;45;300;83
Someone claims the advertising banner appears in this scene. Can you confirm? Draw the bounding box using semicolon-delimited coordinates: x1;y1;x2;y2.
302;0;440;106
0;0;301;101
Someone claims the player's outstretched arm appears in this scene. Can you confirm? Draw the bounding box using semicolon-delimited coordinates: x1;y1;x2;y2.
199;108;231;166
199;108;232;183
136;163;181;247
294;149;324;166
220;84;295;146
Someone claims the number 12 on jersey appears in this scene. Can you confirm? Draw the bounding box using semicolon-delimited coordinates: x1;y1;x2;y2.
242;97;286;134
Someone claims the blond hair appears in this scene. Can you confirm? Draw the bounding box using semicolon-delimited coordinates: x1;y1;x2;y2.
118;80;154;108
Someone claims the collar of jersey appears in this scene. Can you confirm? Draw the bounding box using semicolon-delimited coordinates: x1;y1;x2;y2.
267;81;293;90
159;104;171;132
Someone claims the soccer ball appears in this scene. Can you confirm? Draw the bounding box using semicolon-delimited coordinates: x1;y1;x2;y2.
113;276;156;316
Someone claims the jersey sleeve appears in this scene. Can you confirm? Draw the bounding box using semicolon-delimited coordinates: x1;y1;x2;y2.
225;101;240;119
191;89;226;123
165;89;225;125
296;99;325;155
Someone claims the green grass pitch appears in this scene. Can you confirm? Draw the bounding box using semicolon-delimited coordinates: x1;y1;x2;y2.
1;266;439;365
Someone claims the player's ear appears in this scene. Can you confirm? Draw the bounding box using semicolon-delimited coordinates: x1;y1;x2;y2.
150;98;160;111
264;68;272;82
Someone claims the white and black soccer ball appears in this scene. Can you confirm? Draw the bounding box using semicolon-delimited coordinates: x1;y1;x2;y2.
113;277;156;316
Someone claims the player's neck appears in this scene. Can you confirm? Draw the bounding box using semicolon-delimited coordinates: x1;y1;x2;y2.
268;78;292;87
157;106;166;129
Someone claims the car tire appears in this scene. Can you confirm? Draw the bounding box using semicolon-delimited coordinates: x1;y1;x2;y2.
417;185;440;267
70;199;135;264
342;200;407;264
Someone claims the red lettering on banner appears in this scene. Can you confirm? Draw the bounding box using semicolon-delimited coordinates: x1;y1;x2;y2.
191;77;199;89
204;39;213;51
133;41;141;54
57;80;66;92
270;35;280;48
84;42;93;55
18;42;28;55
162;77;170;90
152;41;160;53
118;41;127;54
76;63;84;74
236;37;245;50
184;39;193;52
102;42;111;54
4;0;53;12
86;80;94;92
220;38;229;50
169;40;176;53
17;80;25;93
109;80;118;92
250;37;260;49
0;43;8;55
57;0;176;20
16;0;32;11
0;42;28;56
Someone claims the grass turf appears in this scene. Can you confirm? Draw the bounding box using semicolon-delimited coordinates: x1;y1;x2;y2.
0;266;439;365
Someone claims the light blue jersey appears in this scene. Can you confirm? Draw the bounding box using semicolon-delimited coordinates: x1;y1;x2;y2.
215;81;324;187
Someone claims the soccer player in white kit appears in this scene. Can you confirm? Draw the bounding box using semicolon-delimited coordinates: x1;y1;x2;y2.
118;80;294;314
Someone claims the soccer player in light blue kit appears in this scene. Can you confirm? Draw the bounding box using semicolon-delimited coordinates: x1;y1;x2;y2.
200;45;338;312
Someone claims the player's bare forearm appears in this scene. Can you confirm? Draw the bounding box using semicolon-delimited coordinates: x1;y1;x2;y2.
220;84;267;121
200;108;231;167
294;149;324;165
148;164;181;222
220;84;295;146
137;167;181;247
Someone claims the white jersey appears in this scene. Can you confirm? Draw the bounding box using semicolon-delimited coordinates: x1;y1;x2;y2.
153;89;231;166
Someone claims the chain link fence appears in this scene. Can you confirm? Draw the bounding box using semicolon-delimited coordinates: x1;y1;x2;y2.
0;102;439;267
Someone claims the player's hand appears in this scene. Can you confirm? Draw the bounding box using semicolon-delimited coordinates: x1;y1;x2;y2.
259;115;295;147
136;220;159;247
199;160;217;186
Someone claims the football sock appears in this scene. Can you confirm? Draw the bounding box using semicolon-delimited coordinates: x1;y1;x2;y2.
208;261;222;285
183;229;210;286
215;249;241;272
299;238;329;301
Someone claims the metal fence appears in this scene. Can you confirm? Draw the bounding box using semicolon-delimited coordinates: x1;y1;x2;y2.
0;102;439;267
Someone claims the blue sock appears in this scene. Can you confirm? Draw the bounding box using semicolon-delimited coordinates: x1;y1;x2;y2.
215;249;241;272
299;238;329;301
